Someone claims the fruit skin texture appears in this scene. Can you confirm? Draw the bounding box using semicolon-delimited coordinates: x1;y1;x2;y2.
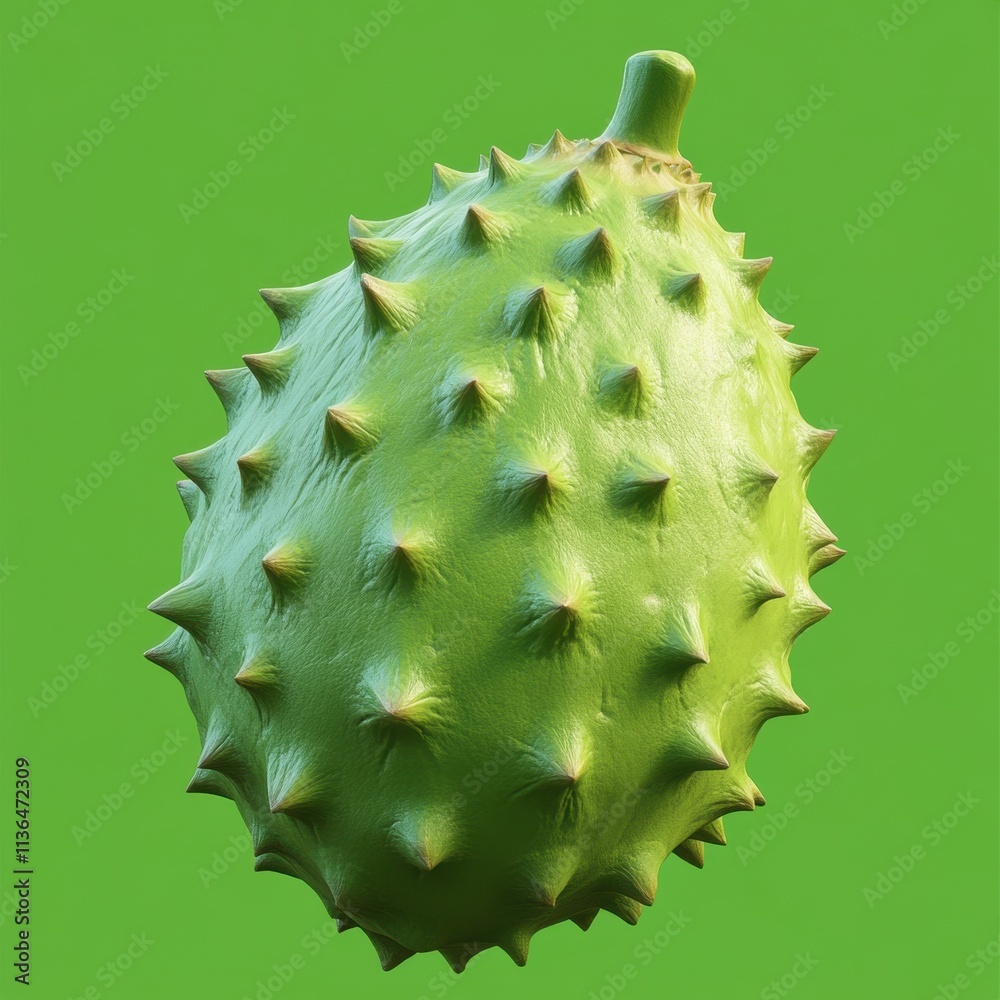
148;50;841;972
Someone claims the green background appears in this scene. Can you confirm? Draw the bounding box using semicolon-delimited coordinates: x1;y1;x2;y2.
1;0;997;996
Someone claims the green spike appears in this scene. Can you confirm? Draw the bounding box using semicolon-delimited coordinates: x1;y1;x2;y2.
642;189;680;228
544;168;595;213
360;273;420;334
176;479;200;521
172;447;215;497
234;655;279;692
461;203;510;249
517;562;593;649
555;227;618;280
390;811;454;871
204;367;252;424
803;504;838;550
601;894;642;925
615;456;671;510
429;163;477;203
734;257;772;293
368;522;437;591
243;346;296;391
350;236;403;272
782;341;819;375
598;362;649;414
364;931;416;971
786;582;832;638
653;603;708;671
672;838;704;868
662;722;729;778
359;659;441;731
253;853;299;877
439;943;488;974
539;129;575;157
236;442;277;493
142;628;187;677
663;271;704;310
262;542;311;602
498;450;573;515
684;182;713;211
599;845;662;904
348;214;386;238
487;146;523;186
325;403;379;455
802;426;837;471
268;770;324;818
746;559;787;609
437;368;509;424
587;140;624;168
498;928;532;966
186;769;237;800
810;543;846;575
726;231;746;255
505;284;575;340
148;575;212;642
754;669;810;719
690;818;726;846
259;286;313;324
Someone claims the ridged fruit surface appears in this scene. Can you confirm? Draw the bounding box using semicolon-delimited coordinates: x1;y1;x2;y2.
147;50;841;972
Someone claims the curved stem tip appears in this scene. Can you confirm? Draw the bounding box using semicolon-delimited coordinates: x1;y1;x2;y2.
599;50;695;159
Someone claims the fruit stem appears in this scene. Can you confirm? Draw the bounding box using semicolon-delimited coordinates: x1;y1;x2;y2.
599;51;695;159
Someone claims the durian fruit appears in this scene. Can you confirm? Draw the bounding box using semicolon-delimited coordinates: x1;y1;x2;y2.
147;50;841;971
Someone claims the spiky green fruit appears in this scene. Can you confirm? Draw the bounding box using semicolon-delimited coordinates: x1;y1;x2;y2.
148;50;841;971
